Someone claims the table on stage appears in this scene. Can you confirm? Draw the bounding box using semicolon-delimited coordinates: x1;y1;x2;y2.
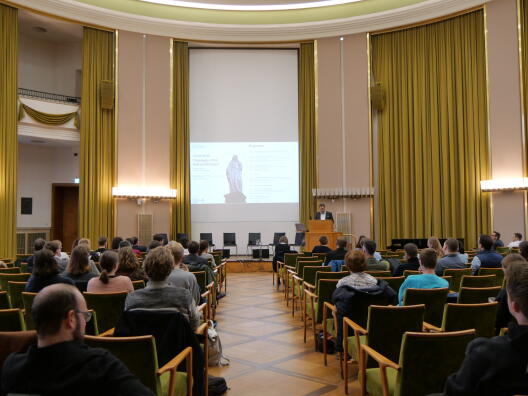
304;220;342;252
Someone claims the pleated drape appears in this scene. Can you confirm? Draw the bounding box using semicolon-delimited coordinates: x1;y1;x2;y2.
299;42;317;225
18;102;80;129
79;27;116;244
520;0;528;173
372;10;491;249
170;41;191;238
0;4;18;258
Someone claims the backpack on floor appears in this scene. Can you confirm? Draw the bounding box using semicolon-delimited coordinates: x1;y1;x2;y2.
208;375;228;396
207;320;230;366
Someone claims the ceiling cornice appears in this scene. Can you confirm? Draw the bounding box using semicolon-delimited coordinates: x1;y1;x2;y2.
7;0;489;42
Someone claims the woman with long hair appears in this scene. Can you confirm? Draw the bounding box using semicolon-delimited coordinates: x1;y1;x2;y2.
25;249;74;292
116;246;148;282
427;237;445;259
87;250;133;293
63;245;98;284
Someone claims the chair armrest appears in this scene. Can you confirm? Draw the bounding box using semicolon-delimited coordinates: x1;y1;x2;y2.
292;274;303;283
195;322;208;336
361;344;400;370
99;328;115;337
344;317;367;335
197;302;207;313
157;346;193;396
285;265;295;270
303;281;315;290
304;288;317;300
423;322;442;332
323;301;336;313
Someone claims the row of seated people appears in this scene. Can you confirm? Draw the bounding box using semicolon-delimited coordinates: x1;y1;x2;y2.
0;241;220;395
277;240;528;395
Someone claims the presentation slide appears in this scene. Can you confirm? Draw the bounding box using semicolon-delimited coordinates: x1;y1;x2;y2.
191;142;299;205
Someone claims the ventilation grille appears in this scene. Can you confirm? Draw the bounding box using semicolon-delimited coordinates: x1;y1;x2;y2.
17;234;26;254
335;212;353;244
138;214;153;246
16;231;49;254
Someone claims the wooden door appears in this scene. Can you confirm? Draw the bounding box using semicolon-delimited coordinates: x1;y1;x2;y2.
52;184;79;252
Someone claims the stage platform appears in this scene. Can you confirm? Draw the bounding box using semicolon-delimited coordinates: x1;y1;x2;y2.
223;255;273;273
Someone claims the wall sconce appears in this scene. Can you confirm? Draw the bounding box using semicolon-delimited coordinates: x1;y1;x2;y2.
312;187;374;199
480;178;528;192
112;186;177;199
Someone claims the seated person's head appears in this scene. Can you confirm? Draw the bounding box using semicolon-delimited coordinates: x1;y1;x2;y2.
148;240;162;251
33;238;46;253
153;234;168;245
362;239;376;255
167;241;185;267
119;240;131;249
501;253;527;270
111;237;123;250
336;237;347;250
318;236;328;246
180;238;189;249
131;236;139;246
34;249;59;277
144;247;174;282
99;250;119;284
419;248;437;271
199;240;209;253
32;284;88;344
67;245;90;275
505;261;528;324
45;241;59;255
355;235;367;249
479;234;494;251
188;241;200;255
78;238;91;250
404;243;418;259
514;233;523;242
126;238;134;246
98;236;107;248
279;236;289;245
345;250;367;273
443;238;459;254
520;241;528;260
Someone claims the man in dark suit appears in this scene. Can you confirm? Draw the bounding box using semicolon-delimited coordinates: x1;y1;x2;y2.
324;237;347;264
314;203;333;221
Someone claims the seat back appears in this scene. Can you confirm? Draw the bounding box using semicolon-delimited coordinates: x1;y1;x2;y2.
367;305;425;366
365;270;391;277
192;271;207;293
315;279;339;322
0;309;25;331
273;232;286;245
0;273;31;292
21;292;37;329
403;288;449;327
7;281;27;309
460;275;496;288
396;330;476;396
0;330;37;369
132;280;145;290
223;233;236;246
283;253;299;267
248;232;261;245
0;267;21;274
85;335;160;394
403;270;420;277
376;276;405;302
0;291;10;309
296;260;323;277
314;271;348;293
20;262;29;274
457;286;502;304
302;266;331;286
83;292;127;333
443;268;472;292
477;268;504;287
442;302;498;338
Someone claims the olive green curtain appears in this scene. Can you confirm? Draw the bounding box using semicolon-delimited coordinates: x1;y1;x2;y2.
0;4;18;259
372;10;491;249
520;0;528;173
18;102;80;129
170;41;191;238
79;27;115;244
299;42;317;225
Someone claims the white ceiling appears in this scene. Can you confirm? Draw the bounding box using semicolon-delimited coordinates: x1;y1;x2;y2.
18;9;82;43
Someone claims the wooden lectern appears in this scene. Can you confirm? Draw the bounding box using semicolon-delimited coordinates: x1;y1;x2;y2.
305;220;342;252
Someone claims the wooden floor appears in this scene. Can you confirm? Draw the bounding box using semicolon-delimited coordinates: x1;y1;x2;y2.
209;272;360;396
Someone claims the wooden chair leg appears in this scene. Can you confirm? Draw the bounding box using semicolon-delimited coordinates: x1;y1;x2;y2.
344;323;349;394
312;319;318;351
339;351;344;379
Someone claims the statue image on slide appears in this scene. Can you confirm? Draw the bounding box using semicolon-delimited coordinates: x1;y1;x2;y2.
225;155;247;203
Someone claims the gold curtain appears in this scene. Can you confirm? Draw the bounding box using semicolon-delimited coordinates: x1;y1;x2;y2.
79;27;115;244
372;10;491;249
299;42;317;225
520;0;528;173
0;4;18;259
170;41;191;238
18;102;80;129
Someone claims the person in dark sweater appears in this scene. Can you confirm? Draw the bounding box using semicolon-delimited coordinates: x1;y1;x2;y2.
495;254;527;332
312;235;332;254
324;237;348;264
393;243;420;276
443;260;528;396
26;238;46;274
1;283;154;396
471;234;503;275
25;249;74;293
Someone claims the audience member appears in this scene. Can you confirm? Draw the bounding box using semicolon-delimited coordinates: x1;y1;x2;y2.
457;240;469;264
26;238;46;274
312;235;332;254
180;238;190;255
355;235;382;260
63;245;98;286
71;238;80;253
324;237;348;265
45;240;69;273
153;233;168;246
1;283;154;395
443;261;528;395
78;238;102;264
520;240;528;261
131;236;147;253
508;233;523;248
471;234;503;274
272;236;294;282
87;250;133;293
495;254;527;331
393;243;420;276
337;251;378;289
25;249;74;292
111;236;123;251
116;246;147;282
398;248;449;305
167;241;201;305
198;240;217;267
363;240;389;271
492;230;505;249
92;236;107;262
428;237;445;259
435;238;466;276
148;239;162;251
125;247;200;330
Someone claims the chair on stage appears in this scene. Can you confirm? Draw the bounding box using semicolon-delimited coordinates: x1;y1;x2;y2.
176;233;188;243
293;232;305;251
199;233;214;249
223;233;238;256
247;232;261;254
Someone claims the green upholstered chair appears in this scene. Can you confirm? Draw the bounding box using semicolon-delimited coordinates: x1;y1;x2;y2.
460;275;496;288
376;277;405;303
424;302;498;338
365;271;391;277
304;279;339;347
361;329;476;396
21;292;37;330
289;260;323;311
192;271;207;294
0;273;30;292
496;247;510;254
276;252;299;289
192;271;215;321
7;281;27;309
0;267;21;274
0;291;10;309
83;292;127;333
343;304;424;394
0;309;26;331
402;270;420;277
457;286;502;304
302;266;331;288
132;280;145;290
85;335;192;396
403;288;449;328
20;262;28;274
313;252;327;261
443;268;472;292
478;268;504;287
85;309;100;336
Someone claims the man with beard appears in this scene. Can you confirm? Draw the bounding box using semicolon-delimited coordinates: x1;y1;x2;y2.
1;284;154;395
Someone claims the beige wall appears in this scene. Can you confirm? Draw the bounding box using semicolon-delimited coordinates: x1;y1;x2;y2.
486;0;526;242
116;31;171;243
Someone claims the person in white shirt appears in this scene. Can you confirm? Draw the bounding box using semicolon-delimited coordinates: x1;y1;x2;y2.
508;233;523;248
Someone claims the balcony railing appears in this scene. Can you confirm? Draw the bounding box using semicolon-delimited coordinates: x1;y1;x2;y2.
18;88;81;105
